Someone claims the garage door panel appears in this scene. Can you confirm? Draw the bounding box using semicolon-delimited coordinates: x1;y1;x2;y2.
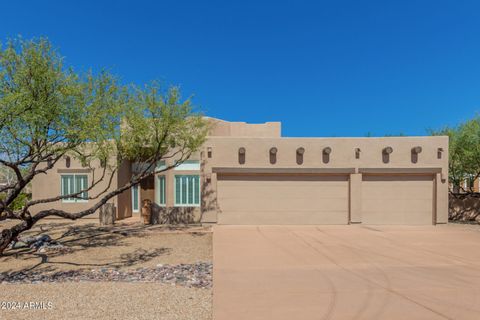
222;184;345;199
217;174;349;225
218;211;347;225
219;198;348;212
363;199;432;211
362;175;434;225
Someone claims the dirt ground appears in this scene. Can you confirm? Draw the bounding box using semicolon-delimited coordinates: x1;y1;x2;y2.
0;218;212;320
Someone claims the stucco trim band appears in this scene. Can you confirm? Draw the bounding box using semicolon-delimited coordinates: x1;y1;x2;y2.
212;167;356;174
358;167;442;174
57;168;91;174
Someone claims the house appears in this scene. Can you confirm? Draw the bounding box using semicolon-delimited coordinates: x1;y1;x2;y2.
31;118;449;225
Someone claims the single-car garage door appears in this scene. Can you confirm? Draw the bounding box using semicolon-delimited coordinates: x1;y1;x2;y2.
361;175;434;225
217;174;349;225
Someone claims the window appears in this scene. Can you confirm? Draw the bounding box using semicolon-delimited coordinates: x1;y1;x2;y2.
61;174;88;202
174;175;200;206
157;160;167;171
156;176;166;206
174;160;200;171
132;184;140;212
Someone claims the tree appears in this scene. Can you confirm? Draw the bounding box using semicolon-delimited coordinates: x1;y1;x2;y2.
432;116;480;193
0;38;209;254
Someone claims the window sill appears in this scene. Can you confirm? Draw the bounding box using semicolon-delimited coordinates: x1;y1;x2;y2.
62;200;89;204
173;204;200;208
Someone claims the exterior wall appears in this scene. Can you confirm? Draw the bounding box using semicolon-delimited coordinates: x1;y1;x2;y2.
142;152;204;223
29;118;450;225
201;135;449;224
30;156;120;219
207;118;281;137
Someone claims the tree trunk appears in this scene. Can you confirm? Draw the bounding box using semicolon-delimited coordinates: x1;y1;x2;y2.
99;203;116;226
0;229;13;255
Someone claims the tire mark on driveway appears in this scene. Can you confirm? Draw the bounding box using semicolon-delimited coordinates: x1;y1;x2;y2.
289;228;454;320
255;226;338;320
311;228;392;320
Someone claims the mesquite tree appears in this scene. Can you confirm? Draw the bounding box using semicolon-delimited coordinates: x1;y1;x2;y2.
432;116;480;193
0;38;209;254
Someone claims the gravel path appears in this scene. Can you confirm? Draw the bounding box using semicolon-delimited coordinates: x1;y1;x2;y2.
0;282;212;320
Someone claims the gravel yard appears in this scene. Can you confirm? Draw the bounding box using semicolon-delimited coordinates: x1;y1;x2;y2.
0;218;212;320
0;282;211;320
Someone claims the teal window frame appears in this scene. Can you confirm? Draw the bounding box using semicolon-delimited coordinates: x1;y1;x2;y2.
174;175;200;207
61;174;88;203
132;184;140;212
156;175;166;206
174;160;200;171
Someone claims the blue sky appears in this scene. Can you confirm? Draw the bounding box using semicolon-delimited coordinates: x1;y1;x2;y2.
1;0;479;137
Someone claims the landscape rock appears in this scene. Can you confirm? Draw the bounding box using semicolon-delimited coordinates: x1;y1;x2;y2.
10;241;28;249
0;262;213;288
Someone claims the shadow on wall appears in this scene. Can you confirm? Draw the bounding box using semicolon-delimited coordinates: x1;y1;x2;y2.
144;156;219;225
449;193;480;223
151;205;196;224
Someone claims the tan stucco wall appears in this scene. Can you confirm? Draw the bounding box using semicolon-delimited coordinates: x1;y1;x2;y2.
30;156;120;219
201;135;449;225
207;118;281;137
29;119;449;225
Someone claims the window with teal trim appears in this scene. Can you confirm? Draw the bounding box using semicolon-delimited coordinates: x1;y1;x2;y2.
61;174;88;202
174;175;200;206
158;176;166;205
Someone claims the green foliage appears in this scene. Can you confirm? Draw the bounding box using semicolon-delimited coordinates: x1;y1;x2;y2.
0;37;124;167
0;37;208;175
9;192;29;211
432;116;480;192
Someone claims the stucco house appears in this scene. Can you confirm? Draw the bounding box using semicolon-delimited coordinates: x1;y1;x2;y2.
31;118;449;225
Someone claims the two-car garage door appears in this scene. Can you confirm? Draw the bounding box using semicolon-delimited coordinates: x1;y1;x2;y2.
216;173;434;225
217;174;349;225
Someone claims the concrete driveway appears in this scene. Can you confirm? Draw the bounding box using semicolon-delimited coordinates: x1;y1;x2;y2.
213;225;480;320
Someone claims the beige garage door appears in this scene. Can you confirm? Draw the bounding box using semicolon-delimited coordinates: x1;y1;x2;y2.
217;174;349;225
361;175;434;225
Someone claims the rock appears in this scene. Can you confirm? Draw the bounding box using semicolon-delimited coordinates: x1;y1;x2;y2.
0;262;213;288
11;241;28;249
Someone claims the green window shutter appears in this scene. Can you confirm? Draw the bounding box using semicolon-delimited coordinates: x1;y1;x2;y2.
181;176;187;204
61;175;72;198
174;175;200;206
132;184;139;211
194;175;200;205
83;175;88;199
79;175;88;200
175;176;181;205
69;175;75;201
158;176;166;205
188;176;193;204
